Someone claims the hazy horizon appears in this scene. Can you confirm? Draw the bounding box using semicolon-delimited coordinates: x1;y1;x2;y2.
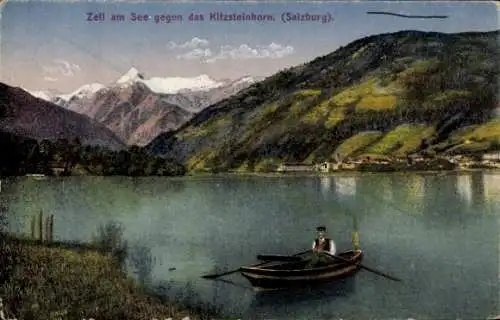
0;0;498;93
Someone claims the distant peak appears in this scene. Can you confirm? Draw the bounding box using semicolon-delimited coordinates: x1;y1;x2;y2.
81;82;105;91
194;74;213;81
234;75;257;82
27;90;53;101
144;74;224;94
116;67;146;84
228;75;264;86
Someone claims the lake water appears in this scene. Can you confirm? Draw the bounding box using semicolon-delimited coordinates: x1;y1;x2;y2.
1;172;499;319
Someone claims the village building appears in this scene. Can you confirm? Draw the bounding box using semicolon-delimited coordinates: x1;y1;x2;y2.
314;162;340;172
277;163;314;172
277;161;340;173
482;151;500;162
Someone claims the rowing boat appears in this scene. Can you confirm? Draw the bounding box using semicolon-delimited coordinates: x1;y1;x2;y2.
240;249;363;291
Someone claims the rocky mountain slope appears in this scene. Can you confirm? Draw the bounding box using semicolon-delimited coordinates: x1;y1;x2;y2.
146;30;499;172
0;82;125;150
34;71;261;146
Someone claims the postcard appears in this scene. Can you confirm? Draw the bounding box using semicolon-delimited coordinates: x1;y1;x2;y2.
0;0;498;319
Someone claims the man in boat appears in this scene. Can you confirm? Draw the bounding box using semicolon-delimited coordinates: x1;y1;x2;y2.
307;226;336;268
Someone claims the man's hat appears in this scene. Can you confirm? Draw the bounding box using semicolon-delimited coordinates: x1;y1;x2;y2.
316;226;326;232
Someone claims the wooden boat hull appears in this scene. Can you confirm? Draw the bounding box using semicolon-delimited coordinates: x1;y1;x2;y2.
240;250;363;291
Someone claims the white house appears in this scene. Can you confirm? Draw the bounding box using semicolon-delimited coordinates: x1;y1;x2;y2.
482;151;500;162
314;162;340;172
277;163;314;172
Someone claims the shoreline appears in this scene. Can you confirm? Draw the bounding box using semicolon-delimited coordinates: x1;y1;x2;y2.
205;165;500;176
4;166;500;180
0;235;222;320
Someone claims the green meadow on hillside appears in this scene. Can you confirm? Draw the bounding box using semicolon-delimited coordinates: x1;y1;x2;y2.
147;30;499;172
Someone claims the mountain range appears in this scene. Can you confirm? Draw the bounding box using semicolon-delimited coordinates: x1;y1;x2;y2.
31;69;262;146
0;82;125;150
146;30;499;172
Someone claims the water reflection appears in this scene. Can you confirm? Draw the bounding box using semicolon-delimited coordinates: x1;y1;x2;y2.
403;175;425;214
419;172;496;228
319;176;331;199
469;172;485;209
422;174;468;224
245;278;356;319
484;173;500;200
379;175;394;202
2;174;498;319
334;176;357;197
128;242;155;286
251;277;355;306
457;174;472;205
455;172;497;210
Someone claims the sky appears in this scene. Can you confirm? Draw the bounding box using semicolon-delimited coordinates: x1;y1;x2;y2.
0;0;498;93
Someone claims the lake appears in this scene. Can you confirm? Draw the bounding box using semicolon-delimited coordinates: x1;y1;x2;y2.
1;172;499;319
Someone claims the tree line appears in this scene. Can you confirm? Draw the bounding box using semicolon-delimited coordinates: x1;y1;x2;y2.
0;132;186;176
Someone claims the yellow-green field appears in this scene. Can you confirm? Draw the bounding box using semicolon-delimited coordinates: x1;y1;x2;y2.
180;116;231;139
444;119;500;153
356;94;398;112
293;89;322;98
325;107;346;129
301;97;335;124
364;124;435;156
289;90;322;116
187;149;218;171
333;131;384;159
464;119;500;141
397;58;440;80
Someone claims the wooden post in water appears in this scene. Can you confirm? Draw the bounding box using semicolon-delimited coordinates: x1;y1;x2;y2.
352;230;360;251
38;209;43;242
44;215;50;243
351;214;361;251
30;214;36;239
49;215;54;242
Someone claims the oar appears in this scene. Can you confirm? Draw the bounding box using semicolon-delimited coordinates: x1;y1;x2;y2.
201;268;244;279
201;249;311;279
256;254;303;262
323;252;402;282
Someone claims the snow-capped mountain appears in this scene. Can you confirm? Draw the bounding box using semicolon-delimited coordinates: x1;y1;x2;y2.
115;67;226;94
1;82;125;150
27;83;106;105
29;91;53;101
116;67;145;84
30;68;263;146
60;83;106;101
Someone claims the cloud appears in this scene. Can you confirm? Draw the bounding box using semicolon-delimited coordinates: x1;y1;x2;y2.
42;59;80;80
205;43;294;63
170;38;294;63
176;48;213;60
168;37;209;49
43;76;58;82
